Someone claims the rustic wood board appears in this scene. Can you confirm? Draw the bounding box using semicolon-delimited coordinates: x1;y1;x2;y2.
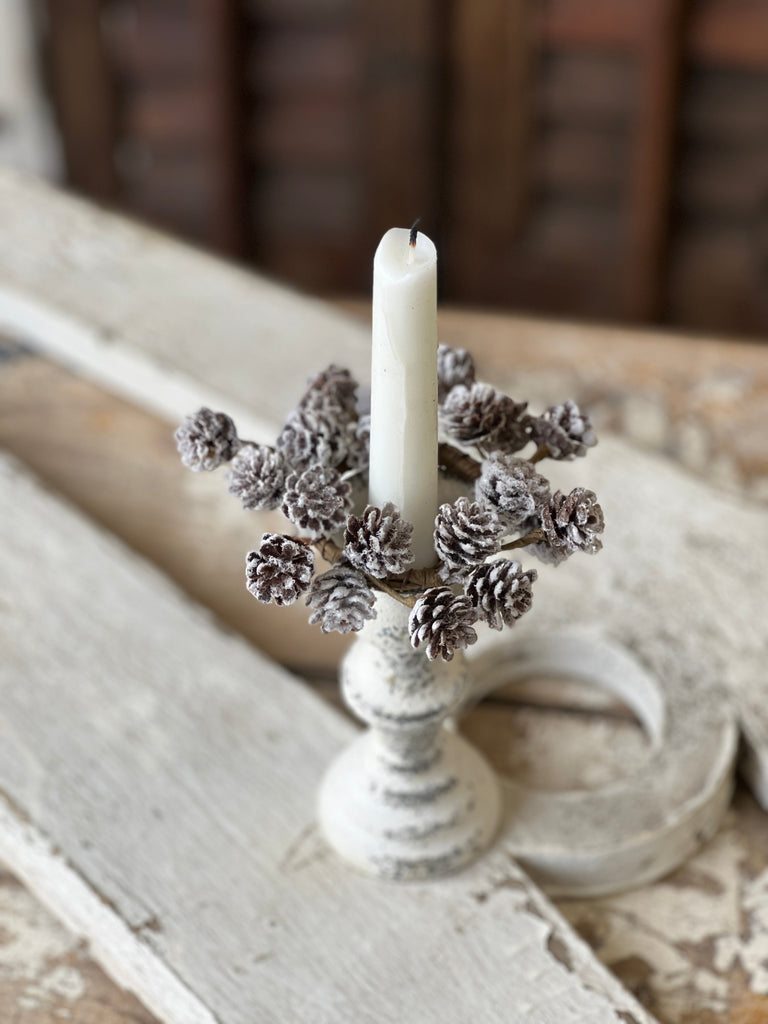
0;451;652;1024
0;344;766;1024
0;170;370;446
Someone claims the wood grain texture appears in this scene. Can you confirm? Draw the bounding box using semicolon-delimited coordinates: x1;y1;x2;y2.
0;170;371;446
0;345;762;1022
0;871;157;1023
0;452;652;1024
2;175;768;1019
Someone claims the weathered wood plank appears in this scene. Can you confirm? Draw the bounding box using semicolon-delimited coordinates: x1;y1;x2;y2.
0;451;653;1023
0;170;370;446
0;173;766;807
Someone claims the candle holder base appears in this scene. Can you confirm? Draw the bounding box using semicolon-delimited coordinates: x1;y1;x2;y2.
319;728;501;882
318;594;501;881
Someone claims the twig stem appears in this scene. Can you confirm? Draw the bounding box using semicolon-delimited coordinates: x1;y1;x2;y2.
500;529;546;551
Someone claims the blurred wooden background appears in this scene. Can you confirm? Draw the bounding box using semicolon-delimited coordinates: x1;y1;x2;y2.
29;0;768;336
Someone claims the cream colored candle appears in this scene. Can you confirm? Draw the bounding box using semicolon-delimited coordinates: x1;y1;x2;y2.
368;226;438;568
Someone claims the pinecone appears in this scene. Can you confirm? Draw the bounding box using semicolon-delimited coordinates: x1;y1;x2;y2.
175;407;240;471
440;383;528;452
306;566;376;634
409;587;478;661
437;344;476;403
246;533;314;606
281;466;352;540
475;453;550;528
465;559;537;630
344;502;414;578
226;444;286;511
539;488;605;564
346;413;370;472
434;497;503;573
276;407;348;471
530;400;597;459
299;364;358;418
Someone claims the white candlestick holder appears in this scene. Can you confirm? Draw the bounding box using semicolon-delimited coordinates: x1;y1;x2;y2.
319;595;501;881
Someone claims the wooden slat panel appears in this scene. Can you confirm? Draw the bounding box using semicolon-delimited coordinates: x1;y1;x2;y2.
445;0;532;300
102;0;214;78
538;51;638;126
121;86;221;147
44;0;118;200
362;0;442;244
667;225;767;334
536;125;628;196
687;0;768;67
244;0;355;29
538;0;644;47
676;146;768;218
248;95;358;168
190;0;246;255
624;0;687;321
247;28;359;96
681;67;768;142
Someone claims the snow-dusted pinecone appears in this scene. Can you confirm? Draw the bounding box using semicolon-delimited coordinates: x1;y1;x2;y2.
409;587;478;661
281;466;352;540
530;400;597;459
277;407;348;471
299;364;358;419
346;413;370;472
475;453;550;528
440;383;528;452
494;410;534;455
437;344;476;403
246;533;314;606
175;407;240;471
539;488;604;564
344;502;414;578
306;566;376;634
226;444;286;511
465;559;537;630
434;497;503;574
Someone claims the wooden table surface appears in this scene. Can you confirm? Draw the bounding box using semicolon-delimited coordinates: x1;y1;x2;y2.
1;306;768;1024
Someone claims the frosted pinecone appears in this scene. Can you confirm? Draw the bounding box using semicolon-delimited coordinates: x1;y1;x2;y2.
277;407;348;471
281;466;352;540
246;533;314;606
475;453;550;528
346;413;370;472
531;400;597;459
440;383;528;452
434;497;503;574
539;488;605;564
409;587;478;661
175;407;240;471
465;559;537;630
226;444;286;511
299;364;358;419
306;566;376;634
437;344;476;403
344;502;414;578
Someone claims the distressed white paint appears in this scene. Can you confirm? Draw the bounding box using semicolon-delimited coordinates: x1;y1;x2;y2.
0;453;654;1024
467;634;736;895
320;596;501;880
0;170;369;446
0;174;764;818
0;4;60;177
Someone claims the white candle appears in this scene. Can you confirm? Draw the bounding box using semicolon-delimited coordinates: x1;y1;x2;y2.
368;227;438;568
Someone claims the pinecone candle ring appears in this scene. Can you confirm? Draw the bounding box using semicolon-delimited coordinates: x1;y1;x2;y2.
176;338;606;883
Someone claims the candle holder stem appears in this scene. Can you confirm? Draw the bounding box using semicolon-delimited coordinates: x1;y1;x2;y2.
318;595;501;881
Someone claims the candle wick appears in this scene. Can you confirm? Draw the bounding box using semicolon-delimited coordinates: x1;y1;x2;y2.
407;218;420;265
